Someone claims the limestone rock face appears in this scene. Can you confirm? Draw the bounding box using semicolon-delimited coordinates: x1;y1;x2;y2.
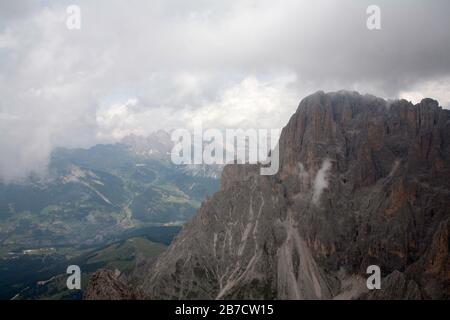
143;91;450;300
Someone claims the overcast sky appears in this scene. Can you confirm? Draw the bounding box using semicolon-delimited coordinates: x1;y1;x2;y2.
1;0;450;181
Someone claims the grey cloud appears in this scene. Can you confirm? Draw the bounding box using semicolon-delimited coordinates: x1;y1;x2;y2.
0;0;449;181
0;0;45;27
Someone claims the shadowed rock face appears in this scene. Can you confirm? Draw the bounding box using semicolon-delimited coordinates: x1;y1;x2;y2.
142;91;450;300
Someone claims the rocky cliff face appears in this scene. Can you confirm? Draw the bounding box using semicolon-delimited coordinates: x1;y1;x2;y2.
141;91;450;300
97;91;450;300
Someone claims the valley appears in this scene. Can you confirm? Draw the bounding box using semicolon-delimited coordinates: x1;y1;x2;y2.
0;229;176;300
0;131;220;299
0;133;220;248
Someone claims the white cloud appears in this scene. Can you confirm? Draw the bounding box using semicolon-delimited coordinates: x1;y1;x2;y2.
399;76;450;108
96;75;298;141
312;159;332;205
187;75;298;129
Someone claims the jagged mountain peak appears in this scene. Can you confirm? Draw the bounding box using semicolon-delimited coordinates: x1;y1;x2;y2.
86;91;450;300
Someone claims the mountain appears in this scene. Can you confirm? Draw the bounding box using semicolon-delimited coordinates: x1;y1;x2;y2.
137;91;450;300
0;135;220;248
0;129;222;299
121;130;173;160
122;130;224;178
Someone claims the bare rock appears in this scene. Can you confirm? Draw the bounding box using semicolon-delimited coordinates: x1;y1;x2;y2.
83;269;144;300
364;271;422;300
143;91;450;300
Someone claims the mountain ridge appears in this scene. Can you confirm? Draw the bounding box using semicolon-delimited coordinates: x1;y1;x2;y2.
137;90;450;300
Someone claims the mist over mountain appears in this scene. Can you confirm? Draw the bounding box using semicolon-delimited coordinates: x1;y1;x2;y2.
121;91;450;300
0;129;224;299
0;132;220;248
2;1;450;184
1;0;450;305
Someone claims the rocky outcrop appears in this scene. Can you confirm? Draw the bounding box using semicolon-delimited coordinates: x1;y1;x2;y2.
84;269;144;300
363;271;422;300
143;91;450;300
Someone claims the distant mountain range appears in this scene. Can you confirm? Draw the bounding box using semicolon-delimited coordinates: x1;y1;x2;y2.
0;131;221;249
